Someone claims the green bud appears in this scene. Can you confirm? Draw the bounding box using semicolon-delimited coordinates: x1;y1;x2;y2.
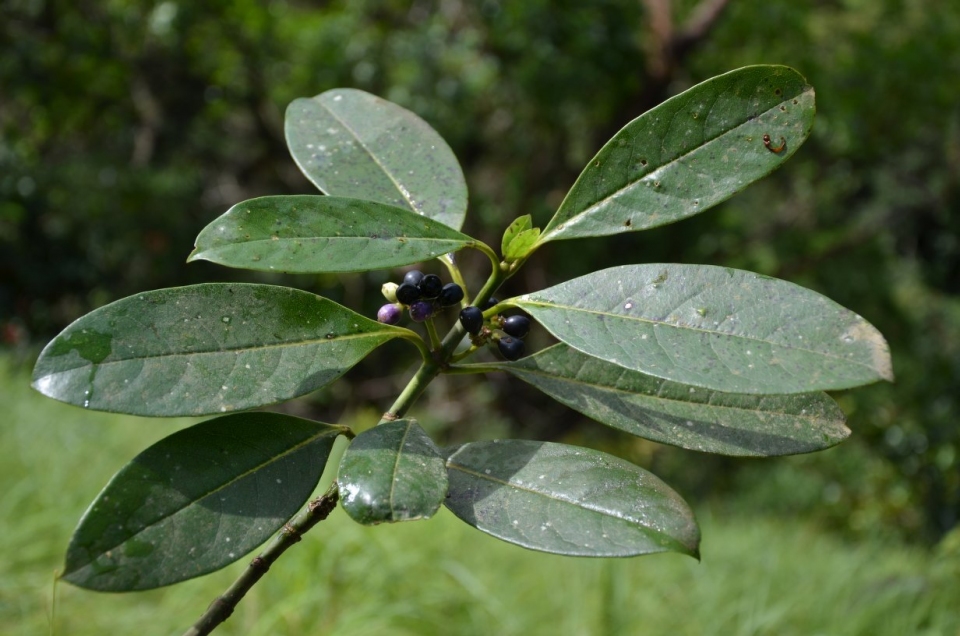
381;282;399;303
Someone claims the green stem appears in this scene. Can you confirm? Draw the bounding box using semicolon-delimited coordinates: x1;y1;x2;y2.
469;240;502;275
443;362;503;375
380;360;440;422
187;229;528;636
398;330;433;365
448;345;479;364
424;318;442;352
439;253;471;306
182;483;341;636
380;248;518;423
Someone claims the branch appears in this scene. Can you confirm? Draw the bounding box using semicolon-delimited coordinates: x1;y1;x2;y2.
642;0;732;81
182;483;341;636
672;0;732;59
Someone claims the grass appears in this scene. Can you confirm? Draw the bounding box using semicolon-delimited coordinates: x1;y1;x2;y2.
3;358;958;636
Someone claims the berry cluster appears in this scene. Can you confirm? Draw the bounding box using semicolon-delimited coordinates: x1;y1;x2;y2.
377;270;464;325
459;298;531;361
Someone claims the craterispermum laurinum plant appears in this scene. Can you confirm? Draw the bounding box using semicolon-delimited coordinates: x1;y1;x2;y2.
32;66;892;635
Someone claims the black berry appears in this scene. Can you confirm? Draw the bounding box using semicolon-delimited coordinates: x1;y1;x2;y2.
409;300;435;322
418;274;443;299
396;282;421;305
377;303;402;325
502;315;530;338
480;297;500;311
439;283;464;306
403;270;425;287
497;335;525;360
459;306;484;334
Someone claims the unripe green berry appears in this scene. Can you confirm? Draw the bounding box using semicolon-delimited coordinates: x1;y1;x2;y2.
381;282;399;303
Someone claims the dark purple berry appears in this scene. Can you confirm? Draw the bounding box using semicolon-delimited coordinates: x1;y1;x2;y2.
403;270;424;287
459;306;484;334
377;303;402;325
438;283;464;306
396;282;421;305
418;274;443;298
497;335;525;361
502;315;530;338
480;297;500;311
408;300;435;322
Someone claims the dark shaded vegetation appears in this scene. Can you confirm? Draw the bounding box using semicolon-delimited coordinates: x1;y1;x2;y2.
2;0;958;542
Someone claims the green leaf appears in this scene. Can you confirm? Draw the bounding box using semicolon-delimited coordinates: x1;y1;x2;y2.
285;88;468;231
503;228;541;262
338;419;447;525
62;412;345;591
490;344;849;456
32;284;410;416
509;264;893;394
188;195;478;274
444;440;699;558
501;214;533;255
539;65;815;244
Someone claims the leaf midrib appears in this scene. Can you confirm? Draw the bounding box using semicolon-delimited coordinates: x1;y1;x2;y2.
39;330;398;373
447;461;671;534
321;98;419;215
201;235;470;248
388;421;414;516
67;427;343;574
542;84;812;241
502;359;835;424
517;297;872;371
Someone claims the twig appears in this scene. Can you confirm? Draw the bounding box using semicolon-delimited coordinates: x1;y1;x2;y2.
182;483;341;636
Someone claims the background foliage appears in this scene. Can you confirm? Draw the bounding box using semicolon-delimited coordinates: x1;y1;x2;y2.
2;0;958;556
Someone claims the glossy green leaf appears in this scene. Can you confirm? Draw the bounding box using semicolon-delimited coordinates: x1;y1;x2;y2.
490;344;849;456
32;284;410;416
188;195;477;274
62;412;346;591
338;419;447;525
444;440;699;558
285;88;468;230
501;214;532;255
539;65;815;244
509;264;893;394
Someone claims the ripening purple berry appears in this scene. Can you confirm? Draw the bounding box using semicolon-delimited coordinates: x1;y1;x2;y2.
377;303;402;325
408;300;435;322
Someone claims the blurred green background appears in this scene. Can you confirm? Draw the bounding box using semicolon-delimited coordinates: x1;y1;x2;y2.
2;0;959;633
